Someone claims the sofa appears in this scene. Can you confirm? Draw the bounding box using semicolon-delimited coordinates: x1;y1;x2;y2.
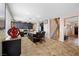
28;31;45;43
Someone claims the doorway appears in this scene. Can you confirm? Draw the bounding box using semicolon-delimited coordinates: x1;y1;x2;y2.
64;16;78;45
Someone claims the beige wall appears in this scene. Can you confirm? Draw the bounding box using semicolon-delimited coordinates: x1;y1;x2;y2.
50;19;57;38
0;30;5;42
0;20;4;29
50;18;60;40
0;30;4;56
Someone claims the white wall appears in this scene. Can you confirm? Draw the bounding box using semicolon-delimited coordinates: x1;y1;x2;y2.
44;20;49;39
47;20;51;39
5;7;12;40
59;18;64;42
0;3;5;18
78;16;79;46
36;22;40;32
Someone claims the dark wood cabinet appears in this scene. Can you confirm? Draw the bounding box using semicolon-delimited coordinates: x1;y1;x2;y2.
2;39;21;56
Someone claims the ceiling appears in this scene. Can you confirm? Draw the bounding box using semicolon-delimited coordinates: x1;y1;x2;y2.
65;16;78;25
8;3;79;21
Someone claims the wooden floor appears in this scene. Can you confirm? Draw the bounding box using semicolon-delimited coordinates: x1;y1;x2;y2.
21;37;79;56
64;36;78;46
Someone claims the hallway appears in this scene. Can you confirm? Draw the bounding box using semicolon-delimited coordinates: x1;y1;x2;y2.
21;37;79;56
